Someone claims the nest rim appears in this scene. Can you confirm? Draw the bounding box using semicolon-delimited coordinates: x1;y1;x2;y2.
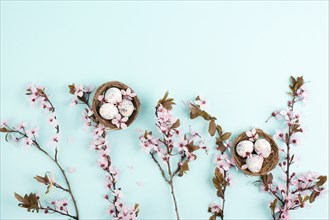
92;81;141;130
232;128;279;176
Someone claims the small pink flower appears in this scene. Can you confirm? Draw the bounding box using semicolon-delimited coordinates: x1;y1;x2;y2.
97;94;106;103
112;114;128;129
48;114;58;126
289;135;300;145
70;98;78;107
74;85;84;97
83;86;93;93
195;96;207;110
246;128;258;142
50;135;60;147
0;120;8;128
209;202;221;214
24;137;33;147
121;88;136;100
273;129;286;141
223;140;232;152
107;204;116;216
26;127;39;138
16;121;28;131
175;138;188;153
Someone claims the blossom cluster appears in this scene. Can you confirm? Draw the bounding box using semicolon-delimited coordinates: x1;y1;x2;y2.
189;96;234;220
140;104;207;166
69;84;139;219
259;76;327;220
139;92;207;220
1;84;79;219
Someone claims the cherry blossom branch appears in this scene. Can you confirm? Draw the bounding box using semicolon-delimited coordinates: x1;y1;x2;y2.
259;76;327;220
139;92;207;220
1;85;79;219
69;84;139;219
188;96;234;220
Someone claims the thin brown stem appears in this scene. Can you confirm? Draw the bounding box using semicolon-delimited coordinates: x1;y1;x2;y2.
40;206;77;219
169;180;180;220
53;182;69;192
13;129;79;219
151;153;170;183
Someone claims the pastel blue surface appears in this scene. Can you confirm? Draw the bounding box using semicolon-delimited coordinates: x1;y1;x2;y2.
1;1;328;219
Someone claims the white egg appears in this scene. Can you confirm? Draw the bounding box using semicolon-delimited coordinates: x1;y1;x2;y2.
254;139;271;158
118;99;135;117
236;140;254;158
246;154;264;173
99;103;118;120
104;87;122;103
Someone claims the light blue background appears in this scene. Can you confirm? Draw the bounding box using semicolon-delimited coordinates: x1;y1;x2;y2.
1;1;328;219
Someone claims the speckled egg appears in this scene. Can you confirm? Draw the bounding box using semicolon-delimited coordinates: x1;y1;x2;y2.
99;103;118;120
118;99;135;117
246;154;264;173
254;139;271;158
104;87;122;103
236;140;254;158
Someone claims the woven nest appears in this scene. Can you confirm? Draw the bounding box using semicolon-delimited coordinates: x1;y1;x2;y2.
232;129;279;176
92;81;141;130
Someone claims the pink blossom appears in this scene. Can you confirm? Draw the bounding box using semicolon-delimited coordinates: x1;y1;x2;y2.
70;98;78;107
74;85;84;97
115;199;124;211
215;154;234;174
273;129;286;141
296;85;308;103
121;88;136;100
50;135;60;147
16;121;28;131
289;134;300;145
112;114;128;129
83;86;93;93
0;120;8;128
106;204;116;216
97;94;106;103
223;140;232;152
24;137;33;147
48;114;58;126
209;202;221;214
175;138;188;153
52;199;69;211
195;96;207;110
246;128;258;142
26;127;39;138
98;156;109;169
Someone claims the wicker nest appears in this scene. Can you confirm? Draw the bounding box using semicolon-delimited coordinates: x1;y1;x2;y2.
92;81;141;130
232;129;279;176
